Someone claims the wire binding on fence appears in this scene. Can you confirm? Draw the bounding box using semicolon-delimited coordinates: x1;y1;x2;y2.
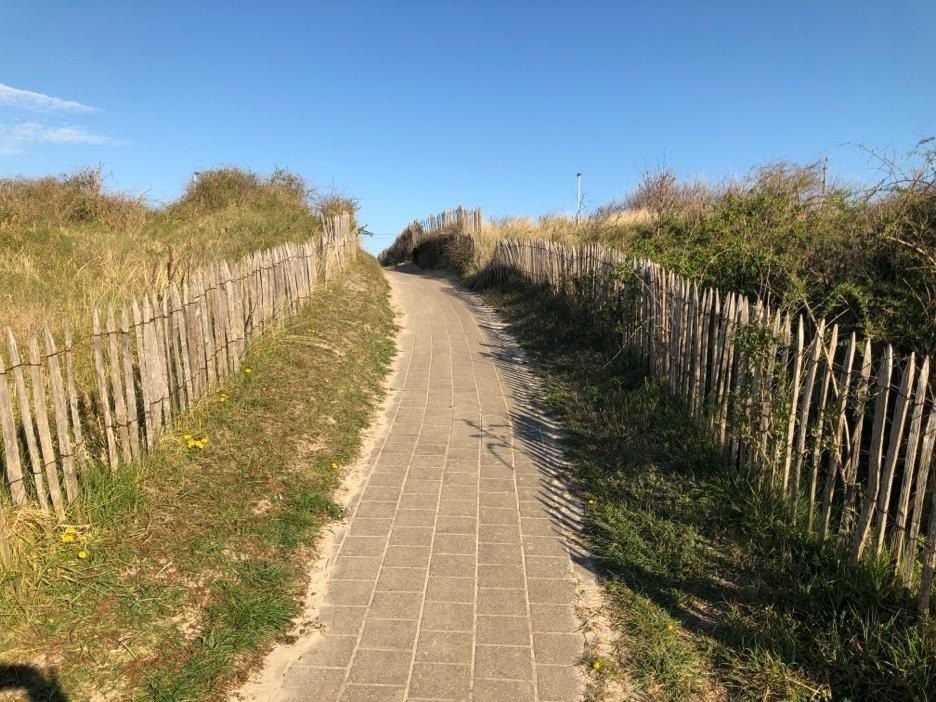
0;214;358;565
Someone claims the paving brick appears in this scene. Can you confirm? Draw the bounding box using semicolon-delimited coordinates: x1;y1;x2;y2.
536;665;585;701
282;666;345;696
318;605;367;636
526;578;577;605
362;486;401;502
530;604;580;633
517;500;546;517
480;507;519;525
349;518;394;537
325;580;375;606
347;649;411;686
382;545;431;568
375;567;426;592
533;632;584;665
342;536;388;557
479;478;516;494
368;591;422;620
474;644;534;681
415;443;447;455
358;618;418;650
415;630;473;663
521;537;567;558
355;501;397;519
478;524;521;543
429;554;475;578
476;615;531;646
421;601;474;631
446;447;479;461
338;685;405;702
523;556;570;579
472;678;535;702
520;517;557;536
443;471;477;486
409;662;471;699
478;542;523;565
367;473;406;488
388;526;433;546
333;556;383;581
425;576;475;603
402;479;441;495
477;588;527;616
398;492;438;510
478;564;525;589
444;459;479;472
406;466;445;481
297;635;357;667
394;509;436;527
436;515;476;534
440;484;477;500
480;492;518;509
437;499;476;516
432;533;475;555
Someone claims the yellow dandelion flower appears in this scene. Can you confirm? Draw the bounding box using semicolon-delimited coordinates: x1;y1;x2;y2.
183;433;193;441
61;533;76;544
592;659;602;671
331;462;339;471
186;438;197;449
77;550;89;559
244;367;253;375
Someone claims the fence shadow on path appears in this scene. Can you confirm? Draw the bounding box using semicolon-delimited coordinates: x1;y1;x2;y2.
0;663;69;702
393;265;602;578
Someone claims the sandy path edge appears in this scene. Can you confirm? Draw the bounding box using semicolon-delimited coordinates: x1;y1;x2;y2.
230;272;405;701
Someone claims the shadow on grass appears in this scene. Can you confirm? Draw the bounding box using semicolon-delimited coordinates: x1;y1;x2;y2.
0;663;68;702
466;274;935;702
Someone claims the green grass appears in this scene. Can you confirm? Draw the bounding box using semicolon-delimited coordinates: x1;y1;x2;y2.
480;276;936;702
0;256;395;700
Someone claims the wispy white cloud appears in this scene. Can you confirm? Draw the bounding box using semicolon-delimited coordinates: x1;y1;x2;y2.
0;121;124;155
0;82;97;113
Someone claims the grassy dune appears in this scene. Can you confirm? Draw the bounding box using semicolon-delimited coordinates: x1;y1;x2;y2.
0;167;353;339
398;144;935;355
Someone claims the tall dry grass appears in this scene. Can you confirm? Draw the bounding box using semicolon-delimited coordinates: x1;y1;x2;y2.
444;143;936;355
0;167;356;340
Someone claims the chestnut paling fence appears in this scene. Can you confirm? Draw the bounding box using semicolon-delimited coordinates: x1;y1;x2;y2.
387;208;936;614
0;214;359;565
377;206;482;266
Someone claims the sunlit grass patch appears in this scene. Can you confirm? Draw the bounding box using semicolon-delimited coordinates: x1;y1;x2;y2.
0;256;395;700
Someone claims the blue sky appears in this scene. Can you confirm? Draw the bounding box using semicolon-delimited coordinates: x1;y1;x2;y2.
2;1;933;254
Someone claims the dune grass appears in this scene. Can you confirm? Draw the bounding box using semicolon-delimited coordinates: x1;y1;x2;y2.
388;142;935;356
0;256;395;701
481;276;935;702
0;167;354;340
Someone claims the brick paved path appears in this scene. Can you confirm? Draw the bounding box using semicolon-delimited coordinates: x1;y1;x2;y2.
276;267;588;702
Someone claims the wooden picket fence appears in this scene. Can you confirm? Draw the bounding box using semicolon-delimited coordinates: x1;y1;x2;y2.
0;214;358;566
386;212;936;614
377;206;482;266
